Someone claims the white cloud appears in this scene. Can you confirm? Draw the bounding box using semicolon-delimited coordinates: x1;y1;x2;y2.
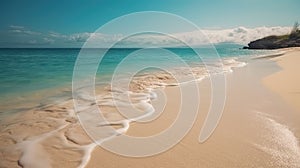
84;26;291;47
173;26;291;45
1;25;292;47
43;37;54;44
8;25;41;35
48;31;67;38
23;30;41;35
9;29;22;33
9;25;25;29
69;33;88;42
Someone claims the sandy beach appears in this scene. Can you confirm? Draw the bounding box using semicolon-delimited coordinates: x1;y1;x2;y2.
0;48;300;168
86;48;300;168
263;47;300;112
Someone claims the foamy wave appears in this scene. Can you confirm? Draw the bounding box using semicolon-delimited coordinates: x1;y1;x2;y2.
127;57;247;89
254;111;300;167
5;56;248;168
17;124;68;168
221;58;247;73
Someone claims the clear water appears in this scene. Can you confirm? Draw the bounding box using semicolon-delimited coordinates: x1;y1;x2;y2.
0;43;275;114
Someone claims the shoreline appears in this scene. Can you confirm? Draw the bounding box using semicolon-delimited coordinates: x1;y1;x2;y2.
86;48;300;167
0;48;299;167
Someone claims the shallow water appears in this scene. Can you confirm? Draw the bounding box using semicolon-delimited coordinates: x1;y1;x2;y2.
0;44;274;117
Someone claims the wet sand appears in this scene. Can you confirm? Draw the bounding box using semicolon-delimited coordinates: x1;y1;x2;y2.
1;48;300;168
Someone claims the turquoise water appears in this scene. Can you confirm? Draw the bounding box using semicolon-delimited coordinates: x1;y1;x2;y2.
0;43;274;114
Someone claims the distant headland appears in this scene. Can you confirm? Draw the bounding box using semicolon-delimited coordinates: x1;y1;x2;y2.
244;22;300;49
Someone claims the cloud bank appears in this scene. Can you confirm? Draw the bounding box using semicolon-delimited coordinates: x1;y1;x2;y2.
0;25;291;48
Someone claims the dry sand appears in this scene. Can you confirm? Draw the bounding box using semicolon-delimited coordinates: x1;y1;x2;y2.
0;48;300;168
263;47;300;111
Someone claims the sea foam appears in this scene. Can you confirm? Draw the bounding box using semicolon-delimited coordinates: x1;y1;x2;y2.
255;111;300;167
11;56;248;168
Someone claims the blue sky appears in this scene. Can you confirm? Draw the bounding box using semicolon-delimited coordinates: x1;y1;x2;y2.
0;0;299;47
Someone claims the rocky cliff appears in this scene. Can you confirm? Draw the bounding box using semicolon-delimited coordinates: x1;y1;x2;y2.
243;31;300;49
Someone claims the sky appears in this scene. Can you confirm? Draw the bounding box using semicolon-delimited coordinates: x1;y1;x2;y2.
0;0;299;47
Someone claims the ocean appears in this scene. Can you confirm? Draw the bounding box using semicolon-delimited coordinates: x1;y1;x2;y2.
0;43;275;117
